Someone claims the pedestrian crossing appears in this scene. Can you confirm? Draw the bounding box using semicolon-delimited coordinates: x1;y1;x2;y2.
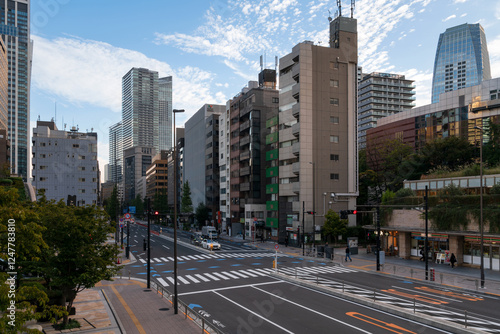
155;265;355;287
138;252;288;264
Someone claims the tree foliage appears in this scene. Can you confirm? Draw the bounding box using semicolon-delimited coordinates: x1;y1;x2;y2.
484;122;500;166
322;210;347;244
194;202;210;229
181;181;193;213
105;184;119;221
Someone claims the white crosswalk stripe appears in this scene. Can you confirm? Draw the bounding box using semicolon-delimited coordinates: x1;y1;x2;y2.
153;258;162;262
221;271;240;279
212;272;231;280
177;276;191;284
194;274;211;282
139;259;146;263
160;257;169;262
158;278;169;286
231;271;249;278
185;275;200;283
203;273;221;281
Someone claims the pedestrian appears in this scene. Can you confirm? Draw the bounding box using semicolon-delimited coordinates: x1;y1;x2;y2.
419;247;425;262
261;233;265;243
450;253;457;269
345;246;352;262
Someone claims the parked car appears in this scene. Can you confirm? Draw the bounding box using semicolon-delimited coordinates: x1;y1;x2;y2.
191;234;203;246
202;239;221;250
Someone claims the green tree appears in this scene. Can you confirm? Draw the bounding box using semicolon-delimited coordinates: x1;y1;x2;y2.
322;210;347;245
194;202;210;229
153;188;168;216
33;201;120;325
105;184;119;221
484;122;500;166
181;181;193;213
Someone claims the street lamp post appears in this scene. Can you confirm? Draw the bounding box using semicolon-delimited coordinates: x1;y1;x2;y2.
309;162;315;245
474;125;485;288
147;198;151;289
173;109;184;314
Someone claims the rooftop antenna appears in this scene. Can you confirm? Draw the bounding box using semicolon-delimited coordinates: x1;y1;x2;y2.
351;0;355;18
328;9;332;22
337;0;342;17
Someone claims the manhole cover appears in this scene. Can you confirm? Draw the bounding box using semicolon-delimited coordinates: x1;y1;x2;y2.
159;308;170;311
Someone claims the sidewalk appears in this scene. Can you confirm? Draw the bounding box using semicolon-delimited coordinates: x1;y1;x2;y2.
39;237;201;334
236;236;500;295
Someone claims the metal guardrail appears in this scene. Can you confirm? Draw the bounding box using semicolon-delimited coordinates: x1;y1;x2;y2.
150;281;226;334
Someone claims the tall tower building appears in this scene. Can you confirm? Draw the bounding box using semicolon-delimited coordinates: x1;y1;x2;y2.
0;0;32;179
121;68;159;152
159;76;173;151
431;23;491;104
109;121;123;184
277;15;358;242
357;72;415;149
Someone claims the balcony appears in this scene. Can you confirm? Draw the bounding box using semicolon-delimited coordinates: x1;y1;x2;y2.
240;120;250;132
292;122;300;137
240;182;250;192
292;65;299;82
240;135;250;147
292;141;300;156
292;103;300;118
292;83;300;100
240;150;250;161
240;166;250;176
292;182;300;194
292;162;300;175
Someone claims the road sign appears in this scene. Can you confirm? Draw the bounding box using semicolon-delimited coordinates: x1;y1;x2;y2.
120;224;123;228
275;244;279;250
119;218;123;222
124;213;131;219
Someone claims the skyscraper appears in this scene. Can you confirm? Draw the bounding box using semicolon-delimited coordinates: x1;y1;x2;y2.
159;76;173;151
109;121;123;184
0;0;32;179
121;68;159;152
431;23;491;104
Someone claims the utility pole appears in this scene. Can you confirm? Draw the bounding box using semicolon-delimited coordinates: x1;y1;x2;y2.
425;186;429;280
376;206;380;271
302;201;305;256
147;198;151;289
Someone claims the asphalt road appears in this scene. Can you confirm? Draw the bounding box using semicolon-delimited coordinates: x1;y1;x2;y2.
119;223;499;333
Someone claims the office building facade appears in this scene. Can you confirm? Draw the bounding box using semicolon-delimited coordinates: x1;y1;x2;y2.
1;0;32;179
275;16;359;243
431;23;491;104
32;121;99;205
109;121;123;184
357;72;415;149
159;76;173;151
123;146;155;202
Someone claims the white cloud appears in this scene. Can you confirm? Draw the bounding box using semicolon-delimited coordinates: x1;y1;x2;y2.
442;14;456;22
453;0;467;3
32;35;226;124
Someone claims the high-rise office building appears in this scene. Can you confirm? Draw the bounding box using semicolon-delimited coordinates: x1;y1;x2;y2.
276;15;358;242
109;121;123;184
431;23;491;104
159;76;173;151
357;72;415;149
0;0;32;179
122;68;159;153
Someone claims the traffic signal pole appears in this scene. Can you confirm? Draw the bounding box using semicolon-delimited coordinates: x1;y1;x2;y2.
147;198;151;289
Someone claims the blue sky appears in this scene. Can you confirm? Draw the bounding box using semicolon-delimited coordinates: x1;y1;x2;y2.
30;0;500;168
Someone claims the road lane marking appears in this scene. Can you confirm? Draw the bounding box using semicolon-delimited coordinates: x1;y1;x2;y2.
381;289;448;305
393;286;462;302
154;258;162;262
231;271;250;278
221;271;240;279
239;270;258;277
157;278;169;286
178;281;283;296
213;291;294;333
160;257;169;262
346;312;416;334
139;259;146;264
110;285;147;334
212;272;231;280
162;245;170;250
194;274;211;282
203;273;221;281
185;275;200;283
178;276;190;284
251;286;372;333
414;286;483;301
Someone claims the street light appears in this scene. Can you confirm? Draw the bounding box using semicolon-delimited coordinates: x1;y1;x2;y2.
309;162;315;245
474;125;485;288
173;108;184;314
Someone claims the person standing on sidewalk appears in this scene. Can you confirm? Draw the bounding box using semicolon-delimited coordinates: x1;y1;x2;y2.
450;253;457;268
345;246;352;262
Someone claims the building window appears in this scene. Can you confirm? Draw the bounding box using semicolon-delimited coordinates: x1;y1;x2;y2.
78;166;86;171
491;90;498;100
330;173;339;180
330;98;339;106
78;189;86;194
40;154;46;158
78;178;85;182
330;135;339;143
39;165;47;170
330;116;339;124
330;80;339;88
330;154;339;161
39;142;46;147
39;177;47;181
78;155;86;160
73;144;79;148
272;97;279;103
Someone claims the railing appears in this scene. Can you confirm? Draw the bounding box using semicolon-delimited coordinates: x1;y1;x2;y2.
151;281;226;334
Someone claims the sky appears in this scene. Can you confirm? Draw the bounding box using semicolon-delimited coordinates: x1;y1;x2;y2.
30;0;500;170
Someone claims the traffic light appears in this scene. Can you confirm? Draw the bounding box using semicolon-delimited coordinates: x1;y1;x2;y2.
340;210;347;219
155;211;159;215
306;211;316;215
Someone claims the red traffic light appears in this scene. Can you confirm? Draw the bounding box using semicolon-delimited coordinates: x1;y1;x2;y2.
155;211;159;215
353;210;357;215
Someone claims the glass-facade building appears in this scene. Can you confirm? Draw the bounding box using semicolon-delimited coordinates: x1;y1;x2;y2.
431;23;491;104
122;68;159;153
109;121;123;184
158;76;172;151
0;0;31;180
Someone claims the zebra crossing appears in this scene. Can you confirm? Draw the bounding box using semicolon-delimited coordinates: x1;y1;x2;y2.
155;265;355;288
279;267;500;333
138;252;288;264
